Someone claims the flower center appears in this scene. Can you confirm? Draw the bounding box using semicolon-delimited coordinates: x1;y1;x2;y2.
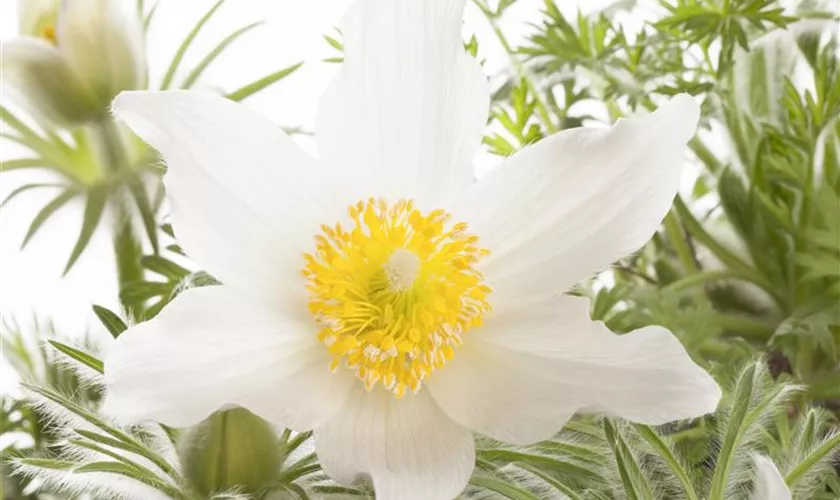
302;198;492;397
383;248;421;291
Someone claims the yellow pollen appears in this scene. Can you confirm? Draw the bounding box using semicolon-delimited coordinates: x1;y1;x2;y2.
303;198;492;397
40;25;57;46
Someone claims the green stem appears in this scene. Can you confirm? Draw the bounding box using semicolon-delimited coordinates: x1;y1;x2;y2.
794;147;815;304
471;0;558;134
664;211;700;275
92;119;145;319
689;137;724;174
664;269;773;296
718;314;777;340
673;196;787;309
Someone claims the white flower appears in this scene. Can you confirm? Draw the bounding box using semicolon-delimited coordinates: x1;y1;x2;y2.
102;0;721;498
752;455;792;500
2;0;145;125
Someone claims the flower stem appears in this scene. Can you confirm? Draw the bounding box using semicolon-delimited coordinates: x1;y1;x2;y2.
664;211;700;275
717;314;777;341
673;196;787;310
471;0;558;134
688;137;723;174
92;119;145;320
664;269;771;296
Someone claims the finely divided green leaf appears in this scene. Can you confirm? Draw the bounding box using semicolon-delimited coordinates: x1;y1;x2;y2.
786;431;840;487
127;178;160;254
21;189;79;248
469;475;543;500
0;183;63;209
160;0;227;90
181;21;264;88
144;1;160;32
633;424;699;500
709;363;757;500
63;187;108;275
225;62;303;102
603;419;652;500
47;340;104;374
516;463;583;500
141;255;190;280
18;458;75;470
92;305;129;338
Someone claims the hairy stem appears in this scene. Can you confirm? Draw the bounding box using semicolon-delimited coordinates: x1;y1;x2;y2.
92;119;145;319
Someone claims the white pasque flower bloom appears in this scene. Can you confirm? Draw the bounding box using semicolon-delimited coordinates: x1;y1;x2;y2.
102;0;721;497
752;455;792;500
2;0;145;125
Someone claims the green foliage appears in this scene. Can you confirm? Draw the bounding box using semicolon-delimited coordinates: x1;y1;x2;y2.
0;321;101;499
20;351;833;499
656;0;793;75
487;0;840;413
464;361;839;500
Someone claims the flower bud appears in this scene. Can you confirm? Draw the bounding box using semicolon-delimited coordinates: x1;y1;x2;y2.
1;38;102;125
17;0;60;39
179;407;282;496
3;0;145;126
57;0;146;106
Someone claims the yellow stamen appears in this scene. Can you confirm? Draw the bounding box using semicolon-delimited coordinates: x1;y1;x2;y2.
41;25;57;46
303;198;492;397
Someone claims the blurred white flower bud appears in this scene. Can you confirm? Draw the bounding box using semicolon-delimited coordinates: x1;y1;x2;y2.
57;0;146;105
3;0;146;126
17;0;60;39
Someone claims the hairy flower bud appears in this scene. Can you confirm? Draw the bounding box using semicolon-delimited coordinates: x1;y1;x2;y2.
58;0;146;105
179;407;283;496
3;0;145;126
2;39;101;125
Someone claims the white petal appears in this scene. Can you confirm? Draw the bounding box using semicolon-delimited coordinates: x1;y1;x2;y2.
426;344;578;445
102;286;353;429
58;0;145;99
454;95;700;300
315;387;474;500
113;91;346;305
429;295;720;444
752;455;791;500
315;0;489;206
